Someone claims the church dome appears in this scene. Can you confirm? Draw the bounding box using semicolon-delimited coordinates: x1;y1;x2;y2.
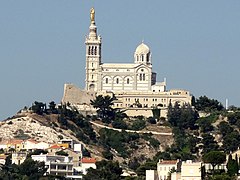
135;42;150;54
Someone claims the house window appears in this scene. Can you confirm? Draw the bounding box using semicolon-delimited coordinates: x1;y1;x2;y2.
116;78;119;84
92;63;94;67
106;78;108;84
139;74;142;81
92;75;93;79
127;78;129;84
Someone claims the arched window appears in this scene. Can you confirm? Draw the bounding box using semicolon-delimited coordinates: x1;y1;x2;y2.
139;74;142;81
127;78;129;84
116;78;119;84
91;46;94;55
92;75;94;79
143;74;145;81
106;78;108;84
94;46;97;55
88;46;91;55
141;54;144;61
146;53;149;62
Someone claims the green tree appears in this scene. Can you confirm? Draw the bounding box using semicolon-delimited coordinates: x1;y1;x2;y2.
197;117;214;133
168;103;198;130
168;102;181;127
128;157;140;170
218;122;233;137
56;150;68;156
83;160;122;180
222;131;240;153
136;161;156;177
31;101;46;115
18;158;47;179
102;149;113;160
202;134;219;154
130;118;146;131
48;101;58;114
227;154;238;176
203;151;226;172
90;95;116;123
0;158;47;180
195;96;224;112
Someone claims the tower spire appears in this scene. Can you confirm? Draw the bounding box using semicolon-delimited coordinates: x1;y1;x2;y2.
85;8;102;92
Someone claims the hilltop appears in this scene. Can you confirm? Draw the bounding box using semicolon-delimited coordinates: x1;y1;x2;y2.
2;96;240;179
0;108;173;165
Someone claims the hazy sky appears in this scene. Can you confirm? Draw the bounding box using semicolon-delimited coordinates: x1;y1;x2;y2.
1;1;240;120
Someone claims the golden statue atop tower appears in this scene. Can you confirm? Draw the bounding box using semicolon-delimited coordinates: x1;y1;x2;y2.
90;8;95;23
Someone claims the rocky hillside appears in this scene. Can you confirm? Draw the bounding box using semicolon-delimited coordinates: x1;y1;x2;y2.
0;111;174;165
0;113;73;143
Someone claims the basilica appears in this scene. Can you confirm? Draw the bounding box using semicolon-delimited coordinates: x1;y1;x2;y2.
62;8;192;118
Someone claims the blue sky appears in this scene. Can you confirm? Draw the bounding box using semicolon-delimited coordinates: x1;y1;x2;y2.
1;1;240;120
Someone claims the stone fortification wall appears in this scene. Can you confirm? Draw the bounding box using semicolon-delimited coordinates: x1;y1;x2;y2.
62;84;95;105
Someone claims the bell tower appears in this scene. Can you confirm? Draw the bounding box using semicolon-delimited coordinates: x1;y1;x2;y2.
85;8;102;91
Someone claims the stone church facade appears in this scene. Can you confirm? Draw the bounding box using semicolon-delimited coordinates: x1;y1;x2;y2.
62;8;192;118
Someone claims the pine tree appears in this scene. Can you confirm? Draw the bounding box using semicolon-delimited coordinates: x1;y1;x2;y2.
227;154;238;176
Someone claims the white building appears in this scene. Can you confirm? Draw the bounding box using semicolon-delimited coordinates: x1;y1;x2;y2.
35;142;50;150
0;155;7;165
12;152;27;165
146;159;203;180
146;170;159;180
180;160;202;180
22;139;38;150
62;8;192;118
31;154;74;177
157;159;180;180
79;157;96;175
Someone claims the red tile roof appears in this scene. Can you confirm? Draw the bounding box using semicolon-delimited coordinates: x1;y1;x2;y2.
8;139;23;145
49;144;62;149
159;160;178;165
82;158;96;163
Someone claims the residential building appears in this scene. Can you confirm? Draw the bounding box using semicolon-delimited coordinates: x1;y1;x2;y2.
0;140;8;150
48;144;63;155
157;159;180;180
59;139;74;149
0;154;7;165
180;160;201;180
79;157;96;175
22;139;38;150
12;152;27;165
146;160;203;180
31;154;74;177
35;141;50;150
146;170;159;180
7;139;23;152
